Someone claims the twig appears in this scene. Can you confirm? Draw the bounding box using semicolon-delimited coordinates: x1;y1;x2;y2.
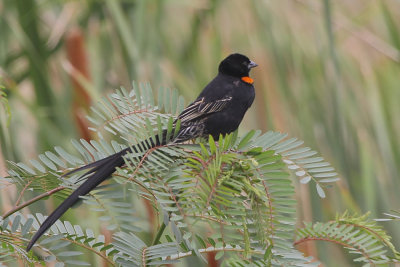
152;222;166;246
1;186;65;219
15;176;37;206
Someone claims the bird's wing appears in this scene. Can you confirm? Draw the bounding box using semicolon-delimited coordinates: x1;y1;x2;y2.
178;96;232;123
170;96;232;143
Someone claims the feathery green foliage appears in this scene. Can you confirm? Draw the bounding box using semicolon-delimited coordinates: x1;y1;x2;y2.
295;211;400;265
1;84;398;266
376;210;400;222
1;1;400;264
0;212;117;266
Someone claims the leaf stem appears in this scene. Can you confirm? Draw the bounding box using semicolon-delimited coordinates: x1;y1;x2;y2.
152;222;167;245
1;186;65;219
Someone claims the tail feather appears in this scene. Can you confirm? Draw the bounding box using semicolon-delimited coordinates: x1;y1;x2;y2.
26;154;125;251
62;148;130;178
26;133;168;251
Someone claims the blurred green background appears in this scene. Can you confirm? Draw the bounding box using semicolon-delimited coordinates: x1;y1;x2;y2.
0;0;399;266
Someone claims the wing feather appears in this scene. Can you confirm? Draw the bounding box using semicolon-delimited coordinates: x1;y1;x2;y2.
170;96;232;143
178;96;232;123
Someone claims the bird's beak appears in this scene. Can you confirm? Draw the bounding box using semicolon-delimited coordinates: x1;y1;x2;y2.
248;60;258;69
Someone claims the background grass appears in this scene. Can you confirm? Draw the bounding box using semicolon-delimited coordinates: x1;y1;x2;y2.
0;0;399;266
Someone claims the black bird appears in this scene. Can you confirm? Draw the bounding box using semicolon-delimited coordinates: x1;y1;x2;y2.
27;53;257;251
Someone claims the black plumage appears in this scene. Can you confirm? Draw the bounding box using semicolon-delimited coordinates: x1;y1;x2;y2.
26;53;257;251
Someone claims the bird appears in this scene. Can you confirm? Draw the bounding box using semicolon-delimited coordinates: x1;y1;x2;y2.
26;53;257;251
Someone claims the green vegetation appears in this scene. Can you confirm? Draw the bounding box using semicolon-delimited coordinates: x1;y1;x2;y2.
1;0;399;266
1;85;399;266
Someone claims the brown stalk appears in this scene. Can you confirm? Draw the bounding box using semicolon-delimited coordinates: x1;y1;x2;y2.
65;27;92;141
2;186;65;219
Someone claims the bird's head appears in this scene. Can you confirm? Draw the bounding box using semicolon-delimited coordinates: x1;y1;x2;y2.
218;53;258;79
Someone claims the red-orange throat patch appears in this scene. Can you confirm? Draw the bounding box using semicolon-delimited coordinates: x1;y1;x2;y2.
241;76;254;84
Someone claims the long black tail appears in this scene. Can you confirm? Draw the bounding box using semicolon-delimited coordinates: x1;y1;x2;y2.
26;135;166;251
